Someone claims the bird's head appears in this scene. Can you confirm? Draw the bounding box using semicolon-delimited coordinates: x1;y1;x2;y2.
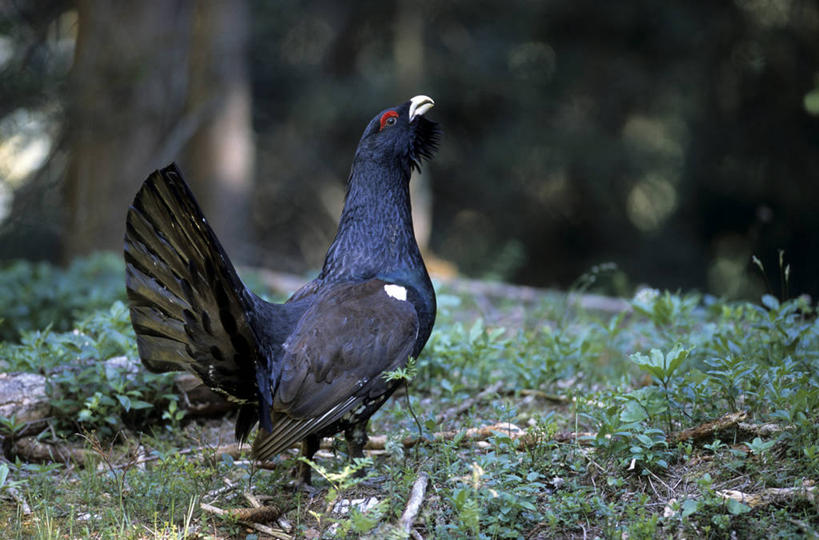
354;95;441;174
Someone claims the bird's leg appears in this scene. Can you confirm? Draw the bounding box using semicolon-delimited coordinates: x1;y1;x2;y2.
344;421;369;477
294;433;320;487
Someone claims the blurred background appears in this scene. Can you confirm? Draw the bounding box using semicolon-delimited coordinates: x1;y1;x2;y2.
1;0;818;300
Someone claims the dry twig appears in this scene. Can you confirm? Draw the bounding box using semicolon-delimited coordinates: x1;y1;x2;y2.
717;481;816;509
736;421;789;437
669;411;748;444
399;472;429;534
12;436;92;464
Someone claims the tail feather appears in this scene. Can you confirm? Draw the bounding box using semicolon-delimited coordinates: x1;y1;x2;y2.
124;163;263;409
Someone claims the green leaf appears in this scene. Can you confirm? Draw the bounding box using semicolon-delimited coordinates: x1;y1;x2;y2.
0;463;8;489
681;498;698;518
761;294;780;311
469;319;484;342
130;400;153;410
620;401;648;423
665;345;690;376
634;433;653;447
726;497;751;515
116;394;131;412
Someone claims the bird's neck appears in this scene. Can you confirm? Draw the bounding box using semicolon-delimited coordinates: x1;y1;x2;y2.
320;162;424;282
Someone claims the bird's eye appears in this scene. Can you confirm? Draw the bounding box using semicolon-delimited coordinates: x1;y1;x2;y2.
379;111;399;131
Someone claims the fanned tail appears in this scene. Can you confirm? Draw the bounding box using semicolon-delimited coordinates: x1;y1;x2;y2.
123;163;264;426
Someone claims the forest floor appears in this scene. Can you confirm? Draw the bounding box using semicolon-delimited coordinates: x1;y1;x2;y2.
0;253;818;539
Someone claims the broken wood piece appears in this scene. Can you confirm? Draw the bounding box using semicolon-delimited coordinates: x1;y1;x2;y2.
244;491;262;508
736;421;788;437
436;381;504;423
204;478;237;502
717;481;816;509
399;471;429;534
12;436;91;463
0;372;51;428
669;411;748;444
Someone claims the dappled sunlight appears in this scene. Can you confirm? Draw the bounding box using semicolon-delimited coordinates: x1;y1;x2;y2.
626;174;678;233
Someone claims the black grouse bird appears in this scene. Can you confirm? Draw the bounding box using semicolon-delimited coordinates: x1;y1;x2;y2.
124;95;439;484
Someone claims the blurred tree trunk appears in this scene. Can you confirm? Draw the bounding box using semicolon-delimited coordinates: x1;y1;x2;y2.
64;0;254;262
64;0;194;259
182;0;254;262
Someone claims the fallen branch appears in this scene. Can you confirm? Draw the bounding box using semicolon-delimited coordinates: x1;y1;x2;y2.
436;381;504;423
244;491;262;508
669;411;748;444
12;437;92;463
737;422;789;438
717;481;816;509
399;472;429;534
203;478;238;503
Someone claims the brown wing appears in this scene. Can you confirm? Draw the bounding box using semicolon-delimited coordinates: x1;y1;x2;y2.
251;279;419;460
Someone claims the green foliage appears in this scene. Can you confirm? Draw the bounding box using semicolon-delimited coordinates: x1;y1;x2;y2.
0;299;177;440
0;253;126;342
1;255;819;538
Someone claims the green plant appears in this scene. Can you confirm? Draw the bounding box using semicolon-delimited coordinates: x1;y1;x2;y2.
2;301;177;439
630;345;690;432
2;255;819;538
0;253;126;342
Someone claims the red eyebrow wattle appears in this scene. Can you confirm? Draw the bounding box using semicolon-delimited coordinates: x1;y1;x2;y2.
379;110;399;130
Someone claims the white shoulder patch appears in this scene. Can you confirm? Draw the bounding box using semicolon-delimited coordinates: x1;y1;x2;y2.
383;283;408;301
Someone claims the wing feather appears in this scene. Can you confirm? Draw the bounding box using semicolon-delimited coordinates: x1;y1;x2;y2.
251;279;419;461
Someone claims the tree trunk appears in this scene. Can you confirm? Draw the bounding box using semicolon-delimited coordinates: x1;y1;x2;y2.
181;0;254;262
63;1;254;263
63;0;195;260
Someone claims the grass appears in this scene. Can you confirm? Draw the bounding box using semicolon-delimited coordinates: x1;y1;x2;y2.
0;254;818;538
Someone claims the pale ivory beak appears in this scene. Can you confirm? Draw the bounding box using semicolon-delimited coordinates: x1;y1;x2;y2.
409;95;435;122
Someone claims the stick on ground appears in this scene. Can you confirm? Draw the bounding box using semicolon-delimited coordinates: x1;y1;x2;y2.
717;482;817;509
669;411;748;444
399;472;429;534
